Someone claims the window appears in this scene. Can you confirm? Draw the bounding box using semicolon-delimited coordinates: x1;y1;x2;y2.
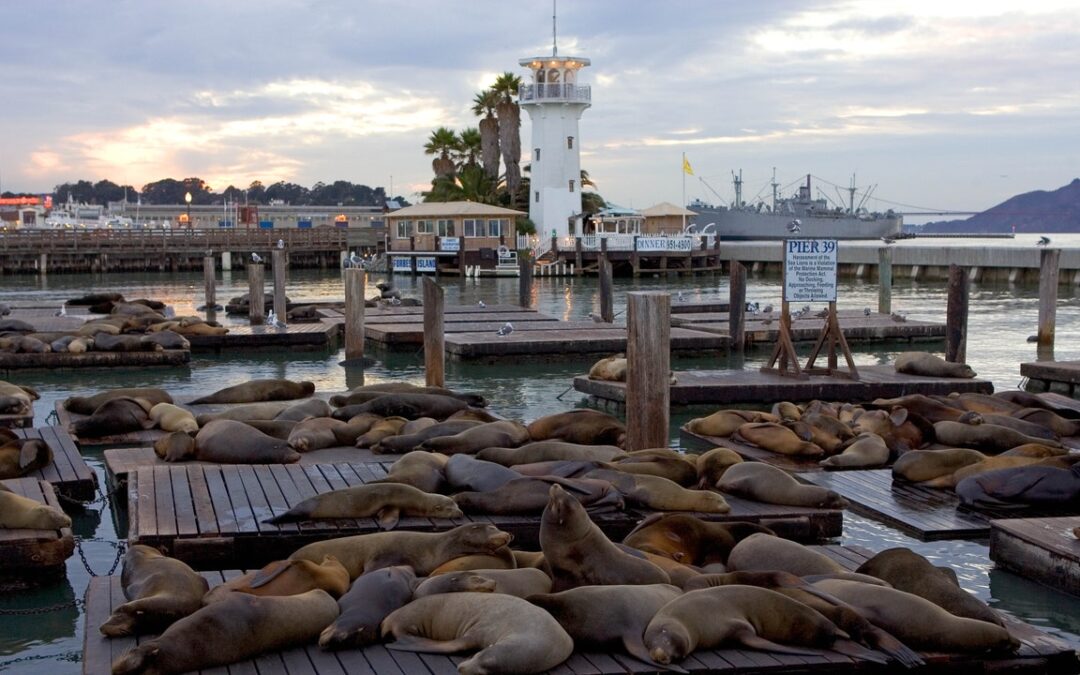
396;220;413;238
567;136;574;149
463;218;487;237
534;148;541;161
416;219;434;235
535;191;540;202
437;219;455;236
569;180;575;192
488;219;505;238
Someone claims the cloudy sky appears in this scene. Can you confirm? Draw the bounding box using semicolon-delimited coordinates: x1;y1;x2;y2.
2;0;1078;218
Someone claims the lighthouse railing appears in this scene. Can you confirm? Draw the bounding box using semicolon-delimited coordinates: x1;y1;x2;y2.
518;84;591;103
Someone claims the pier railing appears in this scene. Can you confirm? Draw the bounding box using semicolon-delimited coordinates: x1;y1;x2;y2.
0;227;347;254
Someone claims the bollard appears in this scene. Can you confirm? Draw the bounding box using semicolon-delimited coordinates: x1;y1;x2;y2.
248;263;265;325
729;261;746;352
625;292;671;451
945;264;969;363
422;277;445;387
878;247;892;315
1038;248;1060;350
344;268;366;361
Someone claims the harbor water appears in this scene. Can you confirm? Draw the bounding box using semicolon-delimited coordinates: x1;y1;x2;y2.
2;250;1079;671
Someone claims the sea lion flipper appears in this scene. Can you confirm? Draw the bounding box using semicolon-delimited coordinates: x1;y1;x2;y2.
377;507;401;531
734;629;821;656
863;627;925;668
622;633;689;673
18;441;44;469
387;636;473;654
249;560;298;588
829;639;890;665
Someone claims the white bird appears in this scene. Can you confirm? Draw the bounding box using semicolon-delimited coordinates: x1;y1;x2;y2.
277;239;285;249
389;297;402;306
864;307;872;317
478;300;486;308
496;322;514;336
1037;236;1051;246
588;312;604;322
251;252;263;264
267;309;276;324
677;291;686;302
55;305;66;317
787;219;802;234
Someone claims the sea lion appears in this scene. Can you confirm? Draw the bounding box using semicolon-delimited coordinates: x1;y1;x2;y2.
933;420;1061;453
100;545;209;636
895;351;976;378
588;354;627;382
772;401;803;421
0;437;52;479
64;387;172;415
239;419;298;440
354;417;409;448
871;393;967;423
453;475;622;515
331;385;486;408
77;321;121;336
372;420;481;453
0;318;35;333
585;468;730;513
68;292;124;306
801;411;856;441
419;420;531;455
956;463;1080;509
717;462;849;509
444;454;522;492
923;455;1049;488
153;432;196;462
289;523;512;579
273;397;333;422
811;579;1017;653
140;330;190;351
685;409;760;438
529;584;683;669
265;483;463;529
174;321;228;336
193;401;292;425
540;484;669;591
93;333;160;352
622;513;775;566
733;422;824;456
727;533;845;576
855;548;1004;626
0;381;36;416
72;397;154;438
448;408;502;423
401;417;437;435
194;419;300;464
414;568;552;599
371;451;449;493
959;411;1058;441
0;483;71;529
694;447;743;488
110;590;340;675
850;407;929;454
610;448;698;486
332;393;469;421
148;403;198;434
319;565;418;649
188;378;315;404
430;547;519;575
380;593;574;675
643;585;860;665
891;448;987;483
477;440;626;465
819;432;890;469
287;417;354;452
1001;443;1067;458
1012;408;1080;437
947;392;1023;415
203;556;350;604
526;409;626;446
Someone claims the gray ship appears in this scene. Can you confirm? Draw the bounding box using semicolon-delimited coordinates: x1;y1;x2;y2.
688;172;903;240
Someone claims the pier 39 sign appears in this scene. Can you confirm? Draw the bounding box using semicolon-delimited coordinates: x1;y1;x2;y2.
783;239;837;302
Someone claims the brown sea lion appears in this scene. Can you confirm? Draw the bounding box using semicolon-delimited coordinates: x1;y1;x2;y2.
100;545;209;636
891;448;987;483
188;378;315;404
588;354;627;381
727;533;845;576
153;432;195;462
784;420;845;454
148;403;198;434
610;448;698;486
380;593;574;675
332;393;469;421
202;556;350;604
922;455;1046;488
933;420;1061;452
959;411;1058;441
77;321;121;336
453;475;622;515
332;385;486;408
528;584;683;670
371;451;449;493
685;409;761;438
318;565;418;649
173;322;228;336
420;420;531;454
194;419;300;464
448;408;502;423
851;407;929;454
110;590;339;675
354;417;409;448
239;419;298;440
585;468;730;513
0;483;71;529
140;330;190;351
622;513;775;566
372;420;481;453
956;463;1080;509
93;333;160;352
946;392;1023;415
540;484;669;591
289;523;512;579
733;422;824;456
273;398;333;422
819;432;890;469
694;447;743;488
772;401;803;421
717;462;849;508
71;397;154;438
430;547;519;575
443;454;522;492
476;440;626;465
526;409;626;446
1012;408;1080;437
287;417;354;452
0;437;52;479
414;568;552;599
1001;443;1067;458
193;401;293;425
895;352;976;378
264;483;462;529
64;388;172;415
855;548;1004;626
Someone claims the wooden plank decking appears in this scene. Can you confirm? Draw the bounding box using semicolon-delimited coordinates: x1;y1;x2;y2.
0;477;75;580
367;320;594;346
0;349;189;371
1022;360;1080;394
991;516;1080;598
671;310;945;345
82;547;1080;675
576;365;994;407
446;326;726;359
187;320;339;351
126;463;841;569
14;426;97;501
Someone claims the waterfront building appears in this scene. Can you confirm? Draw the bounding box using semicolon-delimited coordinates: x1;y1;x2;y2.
385;201;526;275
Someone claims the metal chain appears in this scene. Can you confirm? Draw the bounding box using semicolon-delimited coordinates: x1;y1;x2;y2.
0;651;82;669
75;536;126;577
0;599;82;615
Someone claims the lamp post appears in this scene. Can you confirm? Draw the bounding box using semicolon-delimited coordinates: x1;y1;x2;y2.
184;191;192;228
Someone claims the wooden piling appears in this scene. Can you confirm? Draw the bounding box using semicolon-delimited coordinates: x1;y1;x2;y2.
729;261;746;352
1038;248;1060;349
574;237;583;276
518;251;533;308
946;264;969;363
247;263;265;325
625;292;671;451
272;250;287;324
203;255;216;311
344;268;366;361
422;277;445;387
599;252;614;323
878;247;892;315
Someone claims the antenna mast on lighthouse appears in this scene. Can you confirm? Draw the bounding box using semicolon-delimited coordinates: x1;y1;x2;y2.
552;0;558;56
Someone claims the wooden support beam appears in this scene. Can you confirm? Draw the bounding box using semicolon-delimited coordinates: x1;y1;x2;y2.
946;264;969;363
878;247;892;315
247;263;264;325
599;243;614;323
625;292;671;451
1038;248;1060;351
344;268;366;361
729;261;746;352
272;249;287;324
518;251;533;308
203;255;216;314
422;277;445;387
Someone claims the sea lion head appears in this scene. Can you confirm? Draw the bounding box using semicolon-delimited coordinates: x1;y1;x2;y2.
959;411;984;426
429;496;465;520
99;605;140;637
153;432;196;462
26;504;72;530
644;618;692;665
454;523;512;553
544;483;583;528
300;381;316;396
460;393;487;407
111;642;161;675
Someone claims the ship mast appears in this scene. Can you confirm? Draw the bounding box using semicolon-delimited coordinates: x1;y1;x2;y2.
732;169;743;209
770;167;778;212
847;174;857;215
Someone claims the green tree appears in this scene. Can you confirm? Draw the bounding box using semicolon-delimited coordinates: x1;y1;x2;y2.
472;89;501;181
491;72;523;201
457;127;482;169
424;126;460;179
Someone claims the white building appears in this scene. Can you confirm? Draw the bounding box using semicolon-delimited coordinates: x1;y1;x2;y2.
519;52;591;240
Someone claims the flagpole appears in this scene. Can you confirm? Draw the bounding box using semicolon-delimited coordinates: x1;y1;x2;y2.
681;152;686;232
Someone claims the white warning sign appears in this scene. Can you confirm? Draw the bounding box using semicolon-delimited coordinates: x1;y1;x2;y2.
784;239;837;302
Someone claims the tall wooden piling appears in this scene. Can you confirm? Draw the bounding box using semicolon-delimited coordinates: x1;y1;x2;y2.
574;238;583;276
945;264;969;363
272;250;287;324
625;292;671;451
247;263;265;325
599;256;614;323
203;255;216;312
422;277;445;387
729;261;746;352
878;247;892;315
518;251;533;308
1038;248;1060;349
344;268;366;361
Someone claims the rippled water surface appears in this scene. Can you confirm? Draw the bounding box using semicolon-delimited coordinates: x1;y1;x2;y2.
1;254;1079;670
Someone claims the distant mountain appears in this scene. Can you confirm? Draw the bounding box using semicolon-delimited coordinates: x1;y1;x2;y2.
919;178;1080;234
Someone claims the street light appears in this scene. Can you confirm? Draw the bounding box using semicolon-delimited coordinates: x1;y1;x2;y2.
184;192;192;228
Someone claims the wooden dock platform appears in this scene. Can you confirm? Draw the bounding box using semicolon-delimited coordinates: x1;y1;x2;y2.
0;349;189;371
991;516;1080;598
1022;360;1080;395
446;326;726;359
576;364;994;408
797;470;1080;541
0;477;75;583
82;546;1080;675
13;426;97;501
671;310;946;346
126;463;841;569
188;321;340;352
682;429;843;473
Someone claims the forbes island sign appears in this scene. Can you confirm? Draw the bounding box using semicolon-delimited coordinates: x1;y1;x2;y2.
783;239;837;302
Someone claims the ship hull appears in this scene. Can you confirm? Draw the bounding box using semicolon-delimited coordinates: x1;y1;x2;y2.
692;209;902;240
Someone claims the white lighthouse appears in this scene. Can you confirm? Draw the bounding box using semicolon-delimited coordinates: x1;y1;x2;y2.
519;45;591;239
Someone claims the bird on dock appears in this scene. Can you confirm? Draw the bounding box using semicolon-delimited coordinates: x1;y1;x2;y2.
787;219;802;234
762;304;773;314
588;312;604;322
251;252;263;264
478;300;486;308
801;305;811;314
267;310;277;325
389;297;402;307
54;305;66;317
677;291;686;302
881;237;896;245
277;239;285;249
890;312;907;323
345;253;363;268
496;322;514;337
864;307;872;317
815;308;830;318
1037;236;1051;246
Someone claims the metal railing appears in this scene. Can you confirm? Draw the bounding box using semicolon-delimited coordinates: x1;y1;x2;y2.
0;227;347;254
518;84;591;103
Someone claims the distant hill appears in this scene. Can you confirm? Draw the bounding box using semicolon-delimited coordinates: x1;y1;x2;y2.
919;178;1080;234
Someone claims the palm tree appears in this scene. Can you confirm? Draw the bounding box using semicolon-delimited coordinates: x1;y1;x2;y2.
424;127;460;179
491;72;523;201
457;127;483;169
423;165;498;205
580;169;596;190
472;90;501;182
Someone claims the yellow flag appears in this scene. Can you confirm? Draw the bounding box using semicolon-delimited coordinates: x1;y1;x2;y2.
682;156;694;176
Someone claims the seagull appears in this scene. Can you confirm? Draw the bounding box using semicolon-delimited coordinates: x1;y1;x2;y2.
588;312;604;323
801;305;811;314
1037;236;1051;246
267;309;277;325
276;239;284;249
496;322;514;337
389;297;402;306
864;307;872;317
55;305;66;317
891;312;907;323
815;308;829;318
251;252;263;264
881;237;895;245
347;253;363;268
677;291;686;302
762;304;773;314
478;300;486;308
271;313;286;328
787;219;802;234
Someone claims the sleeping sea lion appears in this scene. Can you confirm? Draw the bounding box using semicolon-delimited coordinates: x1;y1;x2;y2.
188;378;315;404
476;440;626;465
933;420;1061;453
733;422;824;456
819;432;890;469
372;420;480;453
419;420;530;455
894;352;976;378
717;462;849;508
0;483;71;529
148;403;198;434
956;463;1080;509
319;566;418;649
71;397;154;438
272;398;333;422
453;476;622;515
0;436;52;479
194;419;300;464
370;451;449;493
727;533;845;576
622;513;774;566
414;568;552;599
694;447;743;488
264;483;462;529
526;409;626;447
100;545;209;636
891;448;987;483
65;388;172;415
332;393;469;421
202;556;350;604
584;468;730;513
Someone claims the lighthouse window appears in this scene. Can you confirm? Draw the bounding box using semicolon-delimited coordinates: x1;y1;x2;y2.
569;180;575;192
567;136;574;149
534;148;540;161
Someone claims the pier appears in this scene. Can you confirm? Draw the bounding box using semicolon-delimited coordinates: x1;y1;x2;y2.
13;426;97;502
671;309;945;345
1021;360;1080;395
991;516;1080;598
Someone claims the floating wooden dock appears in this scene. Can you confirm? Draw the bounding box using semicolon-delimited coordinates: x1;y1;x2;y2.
82;546;1080;675
0;349;189;371
576;365;994;408
1022;360;1080;395
796;470;1080;541
0;477;75;583
126;462;841;569
682;429;851;473
991;516;1080;598
187;321;340;352
671;310;946;346
446;326;725;360
13;426;97;501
